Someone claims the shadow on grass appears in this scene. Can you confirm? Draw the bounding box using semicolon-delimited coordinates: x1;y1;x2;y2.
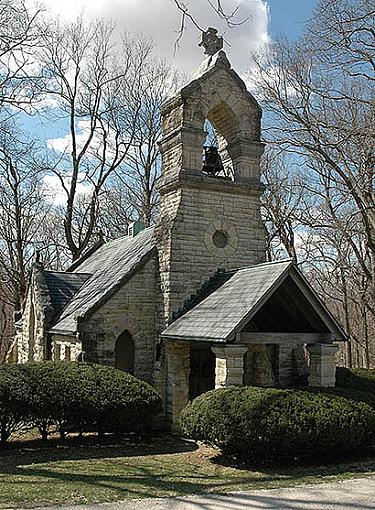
0;433;197;463
1;435;375;506
212;444;375;479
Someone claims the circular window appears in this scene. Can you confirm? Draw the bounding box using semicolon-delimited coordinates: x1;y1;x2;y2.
212;230;229;248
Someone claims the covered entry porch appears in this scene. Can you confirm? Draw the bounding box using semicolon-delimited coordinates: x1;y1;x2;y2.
161;260;347;430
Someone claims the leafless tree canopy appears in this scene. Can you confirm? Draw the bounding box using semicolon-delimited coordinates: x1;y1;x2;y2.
254;0;374;367
0;0;373;366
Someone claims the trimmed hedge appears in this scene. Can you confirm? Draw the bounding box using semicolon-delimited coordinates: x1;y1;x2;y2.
332;367;375;413
336;367;375;394
180;386;375;460
0;364;31;444
0;362;162;443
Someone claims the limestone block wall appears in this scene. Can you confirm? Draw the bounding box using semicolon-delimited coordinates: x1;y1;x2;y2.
156;182;266;326
51;334;80;361
160;65;263;183
1;297;14;362
79;256;157;384
16;264;53;363
165;340;190;431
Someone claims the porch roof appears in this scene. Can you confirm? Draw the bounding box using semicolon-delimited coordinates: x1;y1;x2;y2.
161;259;347;343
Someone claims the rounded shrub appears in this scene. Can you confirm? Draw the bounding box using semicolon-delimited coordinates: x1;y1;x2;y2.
180;386;375;460
336;367;375;394
86;363;162;434
333;367;375;419
24;362;99;439
24;362;162;439
0;364;31;444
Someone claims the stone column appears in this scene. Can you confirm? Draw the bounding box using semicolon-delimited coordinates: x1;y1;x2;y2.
211;345;248;388
278;344;294;386
307;343;339;387
165;340;190;432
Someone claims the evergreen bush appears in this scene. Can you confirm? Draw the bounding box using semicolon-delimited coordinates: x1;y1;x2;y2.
180;386;375;460
336;367;375;394
0;364;30;444
0;362;162;443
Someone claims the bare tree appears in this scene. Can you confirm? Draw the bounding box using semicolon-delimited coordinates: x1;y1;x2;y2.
38;19;154;260
261;149;304;261
108;58;181;229
172;0;250;45
0;130;53;309
252;0;375;294
0;0;41;116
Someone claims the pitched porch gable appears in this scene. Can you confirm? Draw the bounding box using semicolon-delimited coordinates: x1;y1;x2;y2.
161;259;347;343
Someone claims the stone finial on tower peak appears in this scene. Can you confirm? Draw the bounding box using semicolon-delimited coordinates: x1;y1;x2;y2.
198;27;223;56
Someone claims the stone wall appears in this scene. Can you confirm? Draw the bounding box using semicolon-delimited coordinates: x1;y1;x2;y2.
16;263;53;363
51;334;80;361
243;344;275;387
1;294;14;362
79;256;157;384
156;182;266;326
155;60;266;329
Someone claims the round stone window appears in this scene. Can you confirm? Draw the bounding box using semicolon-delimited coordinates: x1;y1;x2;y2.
212;230;229;248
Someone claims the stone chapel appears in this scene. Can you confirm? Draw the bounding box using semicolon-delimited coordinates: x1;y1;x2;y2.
12;31;347;429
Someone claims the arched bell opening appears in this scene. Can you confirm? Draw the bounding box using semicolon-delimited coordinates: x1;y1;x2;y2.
114;329;135;374
201;102;240;181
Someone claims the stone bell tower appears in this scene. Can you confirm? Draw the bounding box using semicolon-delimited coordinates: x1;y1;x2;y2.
155;29;266;327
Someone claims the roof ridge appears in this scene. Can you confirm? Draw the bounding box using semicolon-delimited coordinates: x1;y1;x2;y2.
66;237;105;272
44;270;92;276
103;226;155;243
233;258;294;273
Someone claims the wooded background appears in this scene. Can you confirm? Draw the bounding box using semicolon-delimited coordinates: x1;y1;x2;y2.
0;0;373;367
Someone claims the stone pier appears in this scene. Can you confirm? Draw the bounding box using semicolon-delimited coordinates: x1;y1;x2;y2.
211;345;248;387
165;340;190;431
307;343;339;387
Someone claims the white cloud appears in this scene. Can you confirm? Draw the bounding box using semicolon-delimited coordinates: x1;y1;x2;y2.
42;172;93;206
35;0;269;75
46;120;94;153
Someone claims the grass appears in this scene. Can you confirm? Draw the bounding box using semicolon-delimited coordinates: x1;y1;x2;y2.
1;434;375;507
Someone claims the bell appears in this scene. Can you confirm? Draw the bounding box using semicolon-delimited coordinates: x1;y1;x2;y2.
202;146;224;175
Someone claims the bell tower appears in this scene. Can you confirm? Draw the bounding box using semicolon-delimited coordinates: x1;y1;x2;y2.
155;29;266;327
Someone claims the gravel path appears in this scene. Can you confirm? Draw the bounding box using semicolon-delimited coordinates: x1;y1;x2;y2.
7;477;375;510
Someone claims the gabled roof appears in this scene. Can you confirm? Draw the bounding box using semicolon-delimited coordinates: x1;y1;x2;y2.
50;227;155;335
184;50;261;114
43;271;90;320
161;259;347;343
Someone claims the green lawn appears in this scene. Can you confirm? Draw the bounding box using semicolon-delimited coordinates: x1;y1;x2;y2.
1;434;375;507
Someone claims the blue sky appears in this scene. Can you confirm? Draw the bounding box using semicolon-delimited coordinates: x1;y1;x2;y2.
267;0;317;40
21;0;319;165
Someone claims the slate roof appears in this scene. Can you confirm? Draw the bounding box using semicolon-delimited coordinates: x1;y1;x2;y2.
161;259;347;343
43;271;90;320
50;227;155;335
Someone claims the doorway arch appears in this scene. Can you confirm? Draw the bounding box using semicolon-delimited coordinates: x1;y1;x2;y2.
114;330;135;374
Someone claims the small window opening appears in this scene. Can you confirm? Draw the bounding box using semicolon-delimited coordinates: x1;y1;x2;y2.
54;344;61;361
213;230;229;248
28;302;36;361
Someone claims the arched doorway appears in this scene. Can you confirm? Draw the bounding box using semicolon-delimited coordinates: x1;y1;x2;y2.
114;330;135;374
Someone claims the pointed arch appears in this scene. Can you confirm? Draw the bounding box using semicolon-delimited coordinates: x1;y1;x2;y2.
114;329;135;374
